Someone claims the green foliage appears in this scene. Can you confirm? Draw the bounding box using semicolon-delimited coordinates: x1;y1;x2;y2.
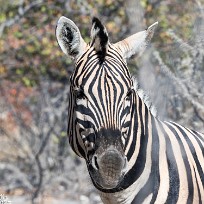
14;31;23;39
0;13;6;23
140;0;148;8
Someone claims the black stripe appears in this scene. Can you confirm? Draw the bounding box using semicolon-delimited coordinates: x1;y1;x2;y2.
87;67;103;125
82;53;99;73
106;60;131;87
107;48;131;79
121;97;148;188
73;122;86;158
108;45;124;61
67;89;74;132
147;116;160;202
126;94;141;160
104;69;118;126
75;117;95;130
97;68;107;125
164;122;193;203
188;129;204;143
188;129;204;158
132;114;160;203
74;50;97;85
75;100;100;129
160;123;180;203
105;72;112;125
75;56;98;86
194;166;202;204
173;123;204;186
75;48;90;64
124;94;135;149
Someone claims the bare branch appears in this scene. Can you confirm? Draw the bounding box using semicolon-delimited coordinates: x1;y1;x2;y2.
0;162;33;191
153;50;204;113
166;29;194;53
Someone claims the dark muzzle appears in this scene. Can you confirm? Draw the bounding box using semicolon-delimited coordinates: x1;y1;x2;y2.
90;145;127;189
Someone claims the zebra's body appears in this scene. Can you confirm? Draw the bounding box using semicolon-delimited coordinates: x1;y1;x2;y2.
56;16;204;204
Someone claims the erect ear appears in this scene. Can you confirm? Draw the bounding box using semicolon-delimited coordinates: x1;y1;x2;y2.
56;16;87;59
114;22;158;59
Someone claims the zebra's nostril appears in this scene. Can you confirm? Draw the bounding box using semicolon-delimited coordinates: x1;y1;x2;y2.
92;155;99;170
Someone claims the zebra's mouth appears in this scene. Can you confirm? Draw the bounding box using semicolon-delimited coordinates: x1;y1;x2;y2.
92;173;125;190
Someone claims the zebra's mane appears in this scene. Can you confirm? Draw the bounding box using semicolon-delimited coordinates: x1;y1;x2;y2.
91;17;108;64
132;76;157;117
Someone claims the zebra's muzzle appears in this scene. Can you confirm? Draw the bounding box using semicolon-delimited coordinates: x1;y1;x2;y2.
89;146;128;189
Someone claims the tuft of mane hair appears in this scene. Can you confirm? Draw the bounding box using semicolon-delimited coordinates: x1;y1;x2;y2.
91;17;109;64
132;76;158;117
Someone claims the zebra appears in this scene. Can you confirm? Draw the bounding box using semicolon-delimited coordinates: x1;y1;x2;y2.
56;16;204;204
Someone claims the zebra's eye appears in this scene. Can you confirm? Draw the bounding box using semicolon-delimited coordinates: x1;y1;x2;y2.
126;88;133;100
74;88;86;100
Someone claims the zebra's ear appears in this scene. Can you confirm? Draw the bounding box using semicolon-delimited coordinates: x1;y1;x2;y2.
56;16;87;59
114;22;158;59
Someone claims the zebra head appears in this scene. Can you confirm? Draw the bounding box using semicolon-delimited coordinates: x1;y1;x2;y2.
56;17;158;190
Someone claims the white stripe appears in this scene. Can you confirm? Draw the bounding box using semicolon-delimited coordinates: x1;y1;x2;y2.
154;120;169;203
164;122;188;203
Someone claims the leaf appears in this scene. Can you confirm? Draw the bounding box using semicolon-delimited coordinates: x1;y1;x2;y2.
14;31;23;39
22;77;31;87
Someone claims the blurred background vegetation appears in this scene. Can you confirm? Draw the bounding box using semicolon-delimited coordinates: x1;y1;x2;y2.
0;0;204;203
